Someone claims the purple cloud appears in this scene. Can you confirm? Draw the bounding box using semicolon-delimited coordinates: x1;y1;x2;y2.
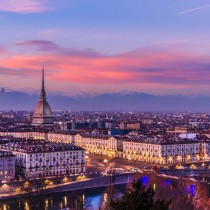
16;40;59;51
16;39;101;57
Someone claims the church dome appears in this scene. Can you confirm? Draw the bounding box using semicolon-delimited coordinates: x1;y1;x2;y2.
34;99;52;117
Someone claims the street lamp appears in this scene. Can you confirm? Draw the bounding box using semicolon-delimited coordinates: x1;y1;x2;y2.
104;159;108;163
104;159;108;171
178;155;182;163
169;156;173;164
85;155;89;169
186;155;191;162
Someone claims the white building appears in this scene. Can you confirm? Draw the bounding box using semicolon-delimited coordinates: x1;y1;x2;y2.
75;134;123;157
47;131;75;144
123;134;208;164
0;139;85;178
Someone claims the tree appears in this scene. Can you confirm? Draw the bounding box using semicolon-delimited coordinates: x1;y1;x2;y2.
110;178;171;210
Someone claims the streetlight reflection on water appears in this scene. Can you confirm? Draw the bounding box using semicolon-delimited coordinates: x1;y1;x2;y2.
64;196;67;206
1;173;208;210
82;194;85;205
45;199;49;210
24;201;29;210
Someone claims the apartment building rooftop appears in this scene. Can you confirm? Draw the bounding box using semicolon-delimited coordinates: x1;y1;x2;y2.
0;139;84;154
123;133;210;145
79;133;111;139
0;150;15;157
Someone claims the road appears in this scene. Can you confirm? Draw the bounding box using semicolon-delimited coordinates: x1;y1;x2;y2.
86;154;160;173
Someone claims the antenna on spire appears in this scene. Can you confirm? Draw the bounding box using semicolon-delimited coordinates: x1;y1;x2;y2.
42;66;45;90
40;67;46;100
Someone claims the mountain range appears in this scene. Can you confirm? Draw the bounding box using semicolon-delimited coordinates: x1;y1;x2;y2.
0;91;210;112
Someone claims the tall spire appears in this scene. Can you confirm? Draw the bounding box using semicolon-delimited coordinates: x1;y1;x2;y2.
42;67;45;90
40;67;46;100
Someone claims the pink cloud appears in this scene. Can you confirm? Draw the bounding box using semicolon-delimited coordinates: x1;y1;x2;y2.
0;0;53;13
1;42;210;94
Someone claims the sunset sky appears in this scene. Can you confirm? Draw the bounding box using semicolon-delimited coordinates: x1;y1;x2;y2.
1;0;210;96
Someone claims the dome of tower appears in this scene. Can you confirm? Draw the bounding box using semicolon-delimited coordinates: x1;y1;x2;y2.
33;99;52;117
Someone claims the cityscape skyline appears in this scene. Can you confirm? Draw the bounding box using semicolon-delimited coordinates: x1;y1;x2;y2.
0;1;210;96
1;2;210;210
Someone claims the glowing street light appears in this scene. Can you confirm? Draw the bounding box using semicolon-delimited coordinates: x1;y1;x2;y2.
104;159;108;171
103;159;108;163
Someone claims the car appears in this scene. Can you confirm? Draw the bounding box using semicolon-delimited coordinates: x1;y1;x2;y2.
115;168;125;173
128;167;139;172
98;163;104;166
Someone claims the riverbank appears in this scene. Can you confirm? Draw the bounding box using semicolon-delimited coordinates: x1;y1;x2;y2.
0;172;135;200
1;171;208;210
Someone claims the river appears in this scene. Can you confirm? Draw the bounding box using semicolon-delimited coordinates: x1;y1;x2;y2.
0;184;126;210
0;173;210;210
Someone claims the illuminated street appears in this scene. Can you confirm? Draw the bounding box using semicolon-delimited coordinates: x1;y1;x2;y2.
85;153;159;173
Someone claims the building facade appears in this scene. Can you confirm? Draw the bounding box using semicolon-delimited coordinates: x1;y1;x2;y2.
0;139;85;178
47;131;75;144
76;133;210;165
123;136;208;164
0;150;15;181
75;134;123;157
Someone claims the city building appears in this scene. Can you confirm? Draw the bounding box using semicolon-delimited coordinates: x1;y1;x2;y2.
32;68;54;126
47;131;75;144
0;139;85;178
123;134;209;164
119;122;140;130
75;134;123;157
174;126;189;133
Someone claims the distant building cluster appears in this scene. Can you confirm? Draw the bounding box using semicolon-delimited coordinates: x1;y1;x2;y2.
1;129;210;166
